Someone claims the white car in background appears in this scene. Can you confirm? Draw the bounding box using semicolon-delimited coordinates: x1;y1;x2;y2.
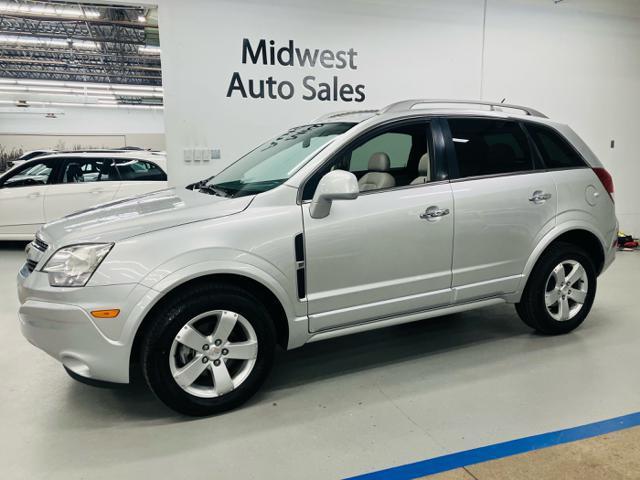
6;149;55;170
0;151;167;240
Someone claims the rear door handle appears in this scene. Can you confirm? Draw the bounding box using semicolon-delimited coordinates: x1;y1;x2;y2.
420;206;450;220
90;188;104;194
529;191;552;204
27;191;41;199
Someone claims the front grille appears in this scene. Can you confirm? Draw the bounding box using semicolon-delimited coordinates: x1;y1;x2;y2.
23;237;48;277
33;237;48;252
25;259;38;273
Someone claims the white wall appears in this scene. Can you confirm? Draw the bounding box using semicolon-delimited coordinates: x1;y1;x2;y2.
482;0;640;234
155;0;640;233
157;0;485;184
0;106;165;151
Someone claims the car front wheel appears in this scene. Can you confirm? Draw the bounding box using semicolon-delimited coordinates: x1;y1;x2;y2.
141;283;276;416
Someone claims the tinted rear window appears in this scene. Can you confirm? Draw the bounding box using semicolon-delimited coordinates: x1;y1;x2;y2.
115;159;167;181
448;118;534;178
526;124;586;169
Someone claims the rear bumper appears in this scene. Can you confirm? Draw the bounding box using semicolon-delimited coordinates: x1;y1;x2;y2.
601;224;618;274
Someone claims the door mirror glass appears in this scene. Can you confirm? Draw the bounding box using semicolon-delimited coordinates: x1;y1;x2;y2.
309;170;358;219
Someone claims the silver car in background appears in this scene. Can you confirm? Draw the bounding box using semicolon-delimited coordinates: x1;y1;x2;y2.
17;100;617;416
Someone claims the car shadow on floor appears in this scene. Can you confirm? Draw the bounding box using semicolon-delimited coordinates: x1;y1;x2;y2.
264;303;531;391
57;303;539;424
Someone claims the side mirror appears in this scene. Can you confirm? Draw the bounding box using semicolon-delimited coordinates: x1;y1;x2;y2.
309;170;359;219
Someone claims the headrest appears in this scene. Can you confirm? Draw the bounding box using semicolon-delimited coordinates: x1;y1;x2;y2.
417;152;430;176
66;164;83;181
368;152;390;172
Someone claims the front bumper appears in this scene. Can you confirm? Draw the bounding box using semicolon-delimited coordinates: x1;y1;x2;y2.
18;269;152;384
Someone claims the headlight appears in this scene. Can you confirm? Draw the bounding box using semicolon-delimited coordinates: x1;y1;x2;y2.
42;243;113;287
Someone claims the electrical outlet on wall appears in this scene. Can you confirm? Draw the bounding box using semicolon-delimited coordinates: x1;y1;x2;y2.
183;148;194;162
194;148;203;162
211;149;221;160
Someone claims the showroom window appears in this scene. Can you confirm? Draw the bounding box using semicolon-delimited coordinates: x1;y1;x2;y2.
302;121;431;199
1;160;54;188
526;123;586;169
114;159;167;181
447;118;534;178
62;159;118;183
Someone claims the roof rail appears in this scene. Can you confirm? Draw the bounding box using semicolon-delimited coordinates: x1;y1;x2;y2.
314;109;379;122
380;99;547;118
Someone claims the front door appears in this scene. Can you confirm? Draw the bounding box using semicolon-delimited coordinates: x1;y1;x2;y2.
301;119;454;332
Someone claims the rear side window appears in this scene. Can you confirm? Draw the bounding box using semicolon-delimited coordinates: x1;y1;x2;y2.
526;124;586;169
447;118;534;178
115;159;167;181
62;159;118;183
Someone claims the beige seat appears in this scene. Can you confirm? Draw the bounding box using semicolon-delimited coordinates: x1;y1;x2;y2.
358;152;396;192
410;152;430;184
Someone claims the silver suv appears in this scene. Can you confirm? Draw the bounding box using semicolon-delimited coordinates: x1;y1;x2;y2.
17;100;617;416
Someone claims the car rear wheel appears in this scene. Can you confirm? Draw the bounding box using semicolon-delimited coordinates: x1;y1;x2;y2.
141;283;276;416
516;242;596;335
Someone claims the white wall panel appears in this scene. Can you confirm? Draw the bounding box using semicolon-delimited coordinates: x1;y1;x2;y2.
482;0;640;233
157;0;485;186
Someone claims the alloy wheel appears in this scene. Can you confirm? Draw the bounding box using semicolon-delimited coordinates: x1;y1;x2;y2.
544;259;589;322
169;310;258;398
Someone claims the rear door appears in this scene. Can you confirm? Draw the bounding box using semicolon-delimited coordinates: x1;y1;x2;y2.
113;158;168;199
0;158;57;237
444;117;557;302
44;157;121;221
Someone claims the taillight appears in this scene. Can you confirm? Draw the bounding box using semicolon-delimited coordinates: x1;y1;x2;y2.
593;167;614;202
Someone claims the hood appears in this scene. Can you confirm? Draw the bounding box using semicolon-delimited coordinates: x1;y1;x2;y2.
39;188;254;246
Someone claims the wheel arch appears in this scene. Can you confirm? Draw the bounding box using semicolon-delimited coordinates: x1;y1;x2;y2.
129;273;292;380
522;225;606;288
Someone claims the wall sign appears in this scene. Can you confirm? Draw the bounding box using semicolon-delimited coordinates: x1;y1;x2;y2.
226;38;366;102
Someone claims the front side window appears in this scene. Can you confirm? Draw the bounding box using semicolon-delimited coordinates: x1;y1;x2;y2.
302;121;432;199
115;159;166;181
203;123;354;198
526;123;585;169
1;160;53;188
349;132;413;171
62;159;118;183
448;118;534;178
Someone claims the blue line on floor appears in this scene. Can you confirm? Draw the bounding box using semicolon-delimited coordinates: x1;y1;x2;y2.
345;411;640;480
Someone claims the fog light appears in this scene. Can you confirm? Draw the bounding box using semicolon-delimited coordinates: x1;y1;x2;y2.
91;309;120;318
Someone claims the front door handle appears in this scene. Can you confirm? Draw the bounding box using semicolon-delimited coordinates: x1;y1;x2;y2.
420;206;450;220
529;191;552;204
90;188;104;195
27;191;41;199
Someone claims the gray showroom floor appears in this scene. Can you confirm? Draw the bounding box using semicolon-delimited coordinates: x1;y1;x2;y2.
1;243;639;480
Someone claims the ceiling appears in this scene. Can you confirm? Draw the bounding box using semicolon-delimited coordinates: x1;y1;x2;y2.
0;0;162;109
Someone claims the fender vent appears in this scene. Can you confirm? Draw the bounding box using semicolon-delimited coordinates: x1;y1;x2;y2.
294;233;306;299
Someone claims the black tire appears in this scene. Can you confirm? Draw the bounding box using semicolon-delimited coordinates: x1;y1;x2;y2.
516;242;596;335
141;283;276;416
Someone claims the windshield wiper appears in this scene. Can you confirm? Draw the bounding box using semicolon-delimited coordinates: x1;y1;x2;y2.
186;175;216;191
198;185;229;197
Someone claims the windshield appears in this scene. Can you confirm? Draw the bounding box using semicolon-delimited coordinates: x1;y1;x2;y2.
203;122;354;198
